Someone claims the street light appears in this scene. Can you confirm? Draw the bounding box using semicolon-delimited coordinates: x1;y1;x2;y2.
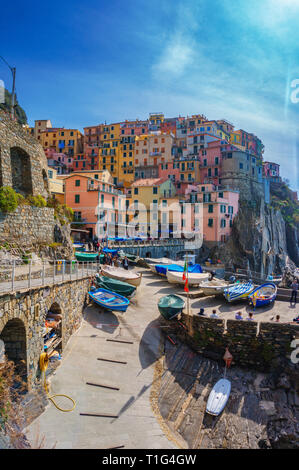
0;55;16;119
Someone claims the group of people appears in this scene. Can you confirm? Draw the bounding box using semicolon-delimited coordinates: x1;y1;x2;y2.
198;308;281;323
99;250;129;270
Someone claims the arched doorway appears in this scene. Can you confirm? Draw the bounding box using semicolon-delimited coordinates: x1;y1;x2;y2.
42;169;49;192
0;318;27;387
10;146;33;195
44;303;62;358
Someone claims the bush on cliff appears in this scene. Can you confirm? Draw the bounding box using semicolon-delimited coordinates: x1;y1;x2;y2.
26;195;47;208
0;187;19;213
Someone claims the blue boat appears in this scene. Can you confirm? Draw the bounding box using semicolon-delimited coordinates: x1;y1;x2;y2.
155;263;203;277
88;288;130;312
248;282;277;308
223;281;254;302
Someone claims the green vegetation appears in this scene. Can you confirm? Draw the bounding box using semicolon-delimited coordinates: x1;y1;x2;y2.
0;186;19;213
46;196;74;225
26;195;47;208
270;183;299;229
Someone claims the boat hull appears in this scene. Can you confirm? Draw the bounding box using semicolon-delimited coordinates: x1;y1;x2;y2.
101;266;142;287
95;275;136;297
199;281;237;296
167;271;209;286
223;282;254;302
158;295;185;321
206;379;231;417
88;288;130;312
75;252;98;261
248;282;277;308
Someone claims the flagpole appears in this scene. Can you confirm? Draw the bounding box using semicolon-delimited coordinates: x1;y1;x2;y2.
187;258;190;316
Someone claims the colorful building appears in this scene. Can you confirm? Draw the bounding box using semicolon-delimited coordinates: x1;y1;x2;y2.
263;161;281;183
64;172;123;240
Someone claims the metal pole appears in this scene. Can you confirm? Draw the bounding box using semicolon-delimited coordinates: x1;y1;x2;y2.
53;261;55;285
11;67;16;118
76;261;78;280
62;260;65;282
11;260;15;292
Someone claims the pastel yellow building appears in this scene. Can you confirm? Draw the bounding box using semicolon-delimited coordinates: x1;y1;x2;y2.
41;128;83;156
98;123;122;186
47;167;64;203
135;133;174;167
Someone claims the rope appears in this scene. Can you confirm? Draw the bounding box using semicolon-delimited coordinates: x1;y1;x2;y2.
39;352;76;412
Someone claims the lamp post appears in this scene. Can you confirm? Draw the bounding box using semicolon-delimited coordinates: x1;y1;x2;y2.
0;55;16;119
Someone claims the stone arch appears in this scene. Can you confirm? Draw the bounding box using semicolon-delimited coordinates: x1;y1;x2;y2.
10;146;33;195
0;318;27;387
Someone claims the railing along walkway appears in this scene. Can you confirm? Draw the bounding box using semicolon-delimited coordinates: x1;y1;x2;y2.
0;261;99;295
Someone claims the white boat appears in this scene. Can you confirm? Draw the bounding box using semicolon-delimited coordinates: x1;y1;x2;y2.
166;270;210;286
206;378;231;417
199;279;237;296
101;265;142;287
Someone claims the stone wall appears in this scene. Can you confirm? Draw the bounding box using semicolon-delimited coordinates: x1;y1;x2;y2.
162;313;299;371
0;277;91;389
0;206;55;247
0;112;49;198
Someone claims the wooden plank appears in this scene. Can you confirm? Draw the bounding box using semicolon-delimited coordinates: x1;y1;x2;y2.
86;382;120;391
106;339;134;344
97;357;127;364
80;412;119;419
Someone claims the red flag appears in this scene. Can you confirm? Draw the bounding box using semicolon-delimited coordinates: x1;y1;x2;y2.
184;277;189;293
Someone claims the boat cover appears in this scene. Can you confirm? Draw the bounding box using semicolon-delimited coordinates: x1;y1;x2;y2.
155;263;203;276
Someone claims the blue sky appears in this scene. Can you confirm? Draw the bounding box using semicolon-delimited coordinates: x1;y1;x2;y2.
1;0;299;190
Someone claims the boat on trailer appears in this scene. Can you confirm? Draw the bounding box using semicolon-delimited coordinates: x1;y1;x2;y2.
88;288;130;312
248;282;277;308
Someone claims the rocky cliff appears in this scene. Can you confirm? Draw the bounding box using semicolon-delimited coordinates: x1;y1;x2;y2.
211;199;288;277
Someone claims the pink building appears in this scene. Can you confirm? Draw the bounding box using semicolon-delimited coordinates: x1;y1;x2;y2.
263;161;281;183
158;161;180;182
195;184;239;245
120;120;148;136
64;173;124;240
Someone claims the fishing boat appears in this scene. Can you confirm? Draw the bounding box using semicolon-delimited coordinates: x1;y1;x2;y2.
118;250;140;265
199;279;237;296
75;251;98;261
158;295;185;321
167;270;209;286
155;264;184;277
248;282;277;308
101;265;142;287
206;379;231;417
73;243;86;252
89;288;130;312
95;274;136;297
223;281;254;302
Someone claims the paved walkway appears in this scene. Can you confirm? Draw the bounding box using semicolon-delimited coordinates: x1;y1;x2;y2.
25;270;176;449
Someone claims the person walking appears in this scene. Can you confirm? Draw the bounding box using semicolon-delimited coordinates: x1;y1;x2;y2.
122;256;129;271
290;279;298;306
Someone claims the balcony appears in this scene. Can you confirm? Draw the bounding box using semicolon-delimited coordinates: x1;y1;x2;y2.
149;151;162;157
